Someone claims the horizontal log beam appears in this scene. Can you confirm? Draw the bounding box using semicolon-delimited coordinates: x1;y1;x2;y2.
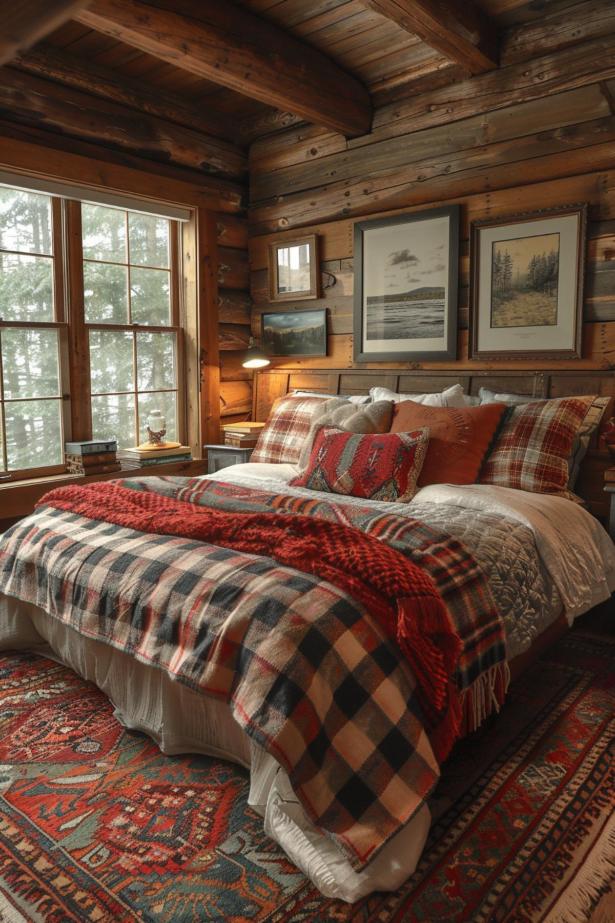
368;32;615;146
250;85;609;202
0;0;91;66
15;42;236;142
0;67;247;180
249;134;615;233
76;0;372;137
0;120;244;212
364;0;498;74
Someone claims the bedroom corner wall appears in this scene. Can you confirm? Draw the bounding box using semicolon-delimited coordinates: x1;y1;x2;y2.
216;215;253;431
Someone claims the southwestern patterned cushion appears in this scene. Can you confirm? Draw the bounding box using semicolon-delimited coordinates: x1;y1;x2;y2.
251;394;329;465
297;398;394;470
479;396;596;495
290;426;429;502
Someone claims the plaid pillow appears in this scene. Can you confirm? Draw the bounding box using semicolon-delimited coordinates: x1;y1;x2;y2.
251;395;329;465
290;426;430;502
479;397;595;495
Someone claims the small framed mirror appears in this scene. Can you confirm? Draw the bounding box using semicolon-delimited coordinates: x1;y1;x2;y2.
268;234;320;302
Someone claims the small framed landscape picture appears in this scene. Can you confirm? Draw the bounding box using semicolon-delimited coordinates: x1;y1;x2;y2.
470;205;587;359
262;308;327;357
353;206;460;362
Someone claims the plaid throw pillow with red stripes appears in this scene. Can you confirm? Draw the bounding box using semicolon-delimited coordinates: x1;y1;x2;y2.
251;395;329;465
479;396;594;495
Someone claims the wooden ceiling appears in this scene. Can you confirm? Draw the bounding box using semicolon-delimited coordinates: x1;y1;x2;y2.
0;0;598;184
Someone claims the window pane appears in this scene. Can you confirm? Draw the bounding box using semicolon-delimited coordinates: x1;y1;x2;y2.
138;391;177;444
92;393;135;449
2;328;60;399
0;187;52;255
130;267;170;325
129;213;169;268
136;332;175;391
82;204;126;263
5;399;63;470
0;252;53;322
84;262;128;324
89;330;134;395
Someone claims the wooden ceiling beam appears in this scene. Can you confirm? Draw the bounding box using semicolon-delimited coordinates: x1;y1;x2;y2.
75;0;372;137
0;0;92;65
363;0;499;75
0;67;247;180
14;43;237;144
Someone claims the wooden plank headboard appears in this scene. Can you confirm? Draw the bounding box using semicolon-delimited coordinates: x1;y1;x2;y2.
253;368;615;524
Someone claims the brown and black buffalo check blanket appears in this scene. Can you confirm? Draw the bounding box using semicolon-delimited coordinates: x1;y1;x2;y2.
0;475;507;869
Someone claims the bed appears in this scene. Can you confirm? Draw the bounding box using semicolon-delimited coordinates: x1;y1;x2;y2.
1;371;614;904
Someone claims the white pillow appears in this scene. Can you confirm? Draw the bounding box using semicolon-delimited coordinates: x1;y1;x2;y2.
478;387;540;405
292;390;370;405
369;383;466;408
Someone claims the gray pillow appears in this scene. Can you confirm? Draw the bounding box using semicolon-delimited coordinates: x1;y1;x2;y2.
298;399;394;470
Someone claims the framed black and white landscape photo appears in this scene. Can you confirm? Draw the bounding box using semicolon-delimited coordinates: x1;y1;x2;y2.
353;206;459;362
470;205;586;359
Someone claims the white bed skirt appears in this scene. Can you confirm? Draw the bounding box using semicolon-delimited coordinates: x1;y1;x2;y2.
0;592;430;903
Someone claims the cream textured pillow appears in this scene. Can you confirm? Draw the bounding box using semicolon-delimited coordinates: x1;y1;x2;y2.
292;390;371;405
298;399;394;470
369;383;466;408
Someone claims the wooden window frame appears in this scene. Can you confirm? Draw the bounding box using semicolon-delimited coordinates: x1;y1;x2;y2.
0;196;69;482
69;203;185;450
1;192;197;484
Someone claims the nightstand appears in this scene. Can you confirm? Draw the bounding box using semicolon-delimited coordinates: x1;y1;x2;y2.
204;444;254;474
605;468;615;540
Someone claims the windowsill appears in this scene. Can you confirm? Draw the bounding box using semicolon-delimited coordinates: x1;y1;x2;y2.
0;458;205;522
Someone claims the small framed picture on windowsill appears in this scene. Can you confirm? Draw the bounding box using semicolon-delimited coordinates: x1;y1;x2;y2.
470;204;587;360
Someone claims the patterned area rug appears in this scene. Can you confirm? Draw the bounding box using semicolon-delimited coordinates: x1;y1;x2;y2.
0;628;613;922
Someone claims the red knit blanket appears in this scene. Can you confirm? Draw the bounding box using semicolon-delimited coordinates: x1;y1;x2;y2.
40;480;462;757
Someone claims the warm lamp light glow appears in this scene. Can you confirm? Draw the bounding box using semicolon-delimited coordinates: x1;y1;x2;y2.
242;338;270;369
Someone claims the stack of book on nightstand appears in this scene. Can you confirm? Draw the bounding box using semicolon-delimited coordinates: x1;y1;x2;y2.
65;439;120;476
222;421;265;449
117;443;192;470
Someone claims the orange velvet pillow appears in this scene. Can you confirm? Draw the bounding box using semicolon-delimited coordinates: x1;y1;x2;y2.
390;400;508;486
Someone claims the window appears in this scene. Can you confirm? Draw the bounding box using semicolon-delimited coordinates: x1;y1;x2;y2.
0;188;65;477
82;205;180;448
0;186;185;480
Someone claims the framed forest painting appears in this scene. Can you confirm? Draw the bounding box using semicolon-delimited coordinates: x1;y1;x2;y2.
470;205;587;359
353;206;459;362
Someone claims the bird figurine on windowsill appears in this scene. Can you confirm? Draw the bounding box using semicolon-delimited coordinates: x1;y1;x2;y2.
137;410;180;451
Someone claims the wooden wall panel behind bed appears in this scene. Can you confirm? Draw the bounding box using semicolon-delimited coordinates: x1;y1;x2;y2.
253;368;615;524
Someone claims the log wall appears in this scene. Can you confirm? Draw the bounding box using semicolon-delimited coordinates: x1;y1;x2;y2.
216;214;253;428
248;0;615;381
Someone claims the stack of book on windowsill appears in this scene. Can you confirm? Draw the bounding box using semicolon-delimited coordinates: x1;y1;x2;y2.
117;443;192;470
222;421;265;449
65;439;120;476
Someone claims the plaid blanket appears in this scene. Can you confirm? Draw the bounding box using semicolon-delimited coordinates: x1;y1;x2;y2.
0;476;506;870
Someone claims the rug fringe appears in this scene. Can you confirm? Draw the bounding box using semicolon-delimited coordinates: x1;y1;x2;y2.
459;661;511;735
546;813;615;923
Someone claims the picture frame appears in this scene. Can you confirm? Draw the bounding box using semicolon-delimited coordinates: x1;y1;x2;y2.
353;206;459;362
261;308;327;357
268;234;320;302
470;204;587;360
